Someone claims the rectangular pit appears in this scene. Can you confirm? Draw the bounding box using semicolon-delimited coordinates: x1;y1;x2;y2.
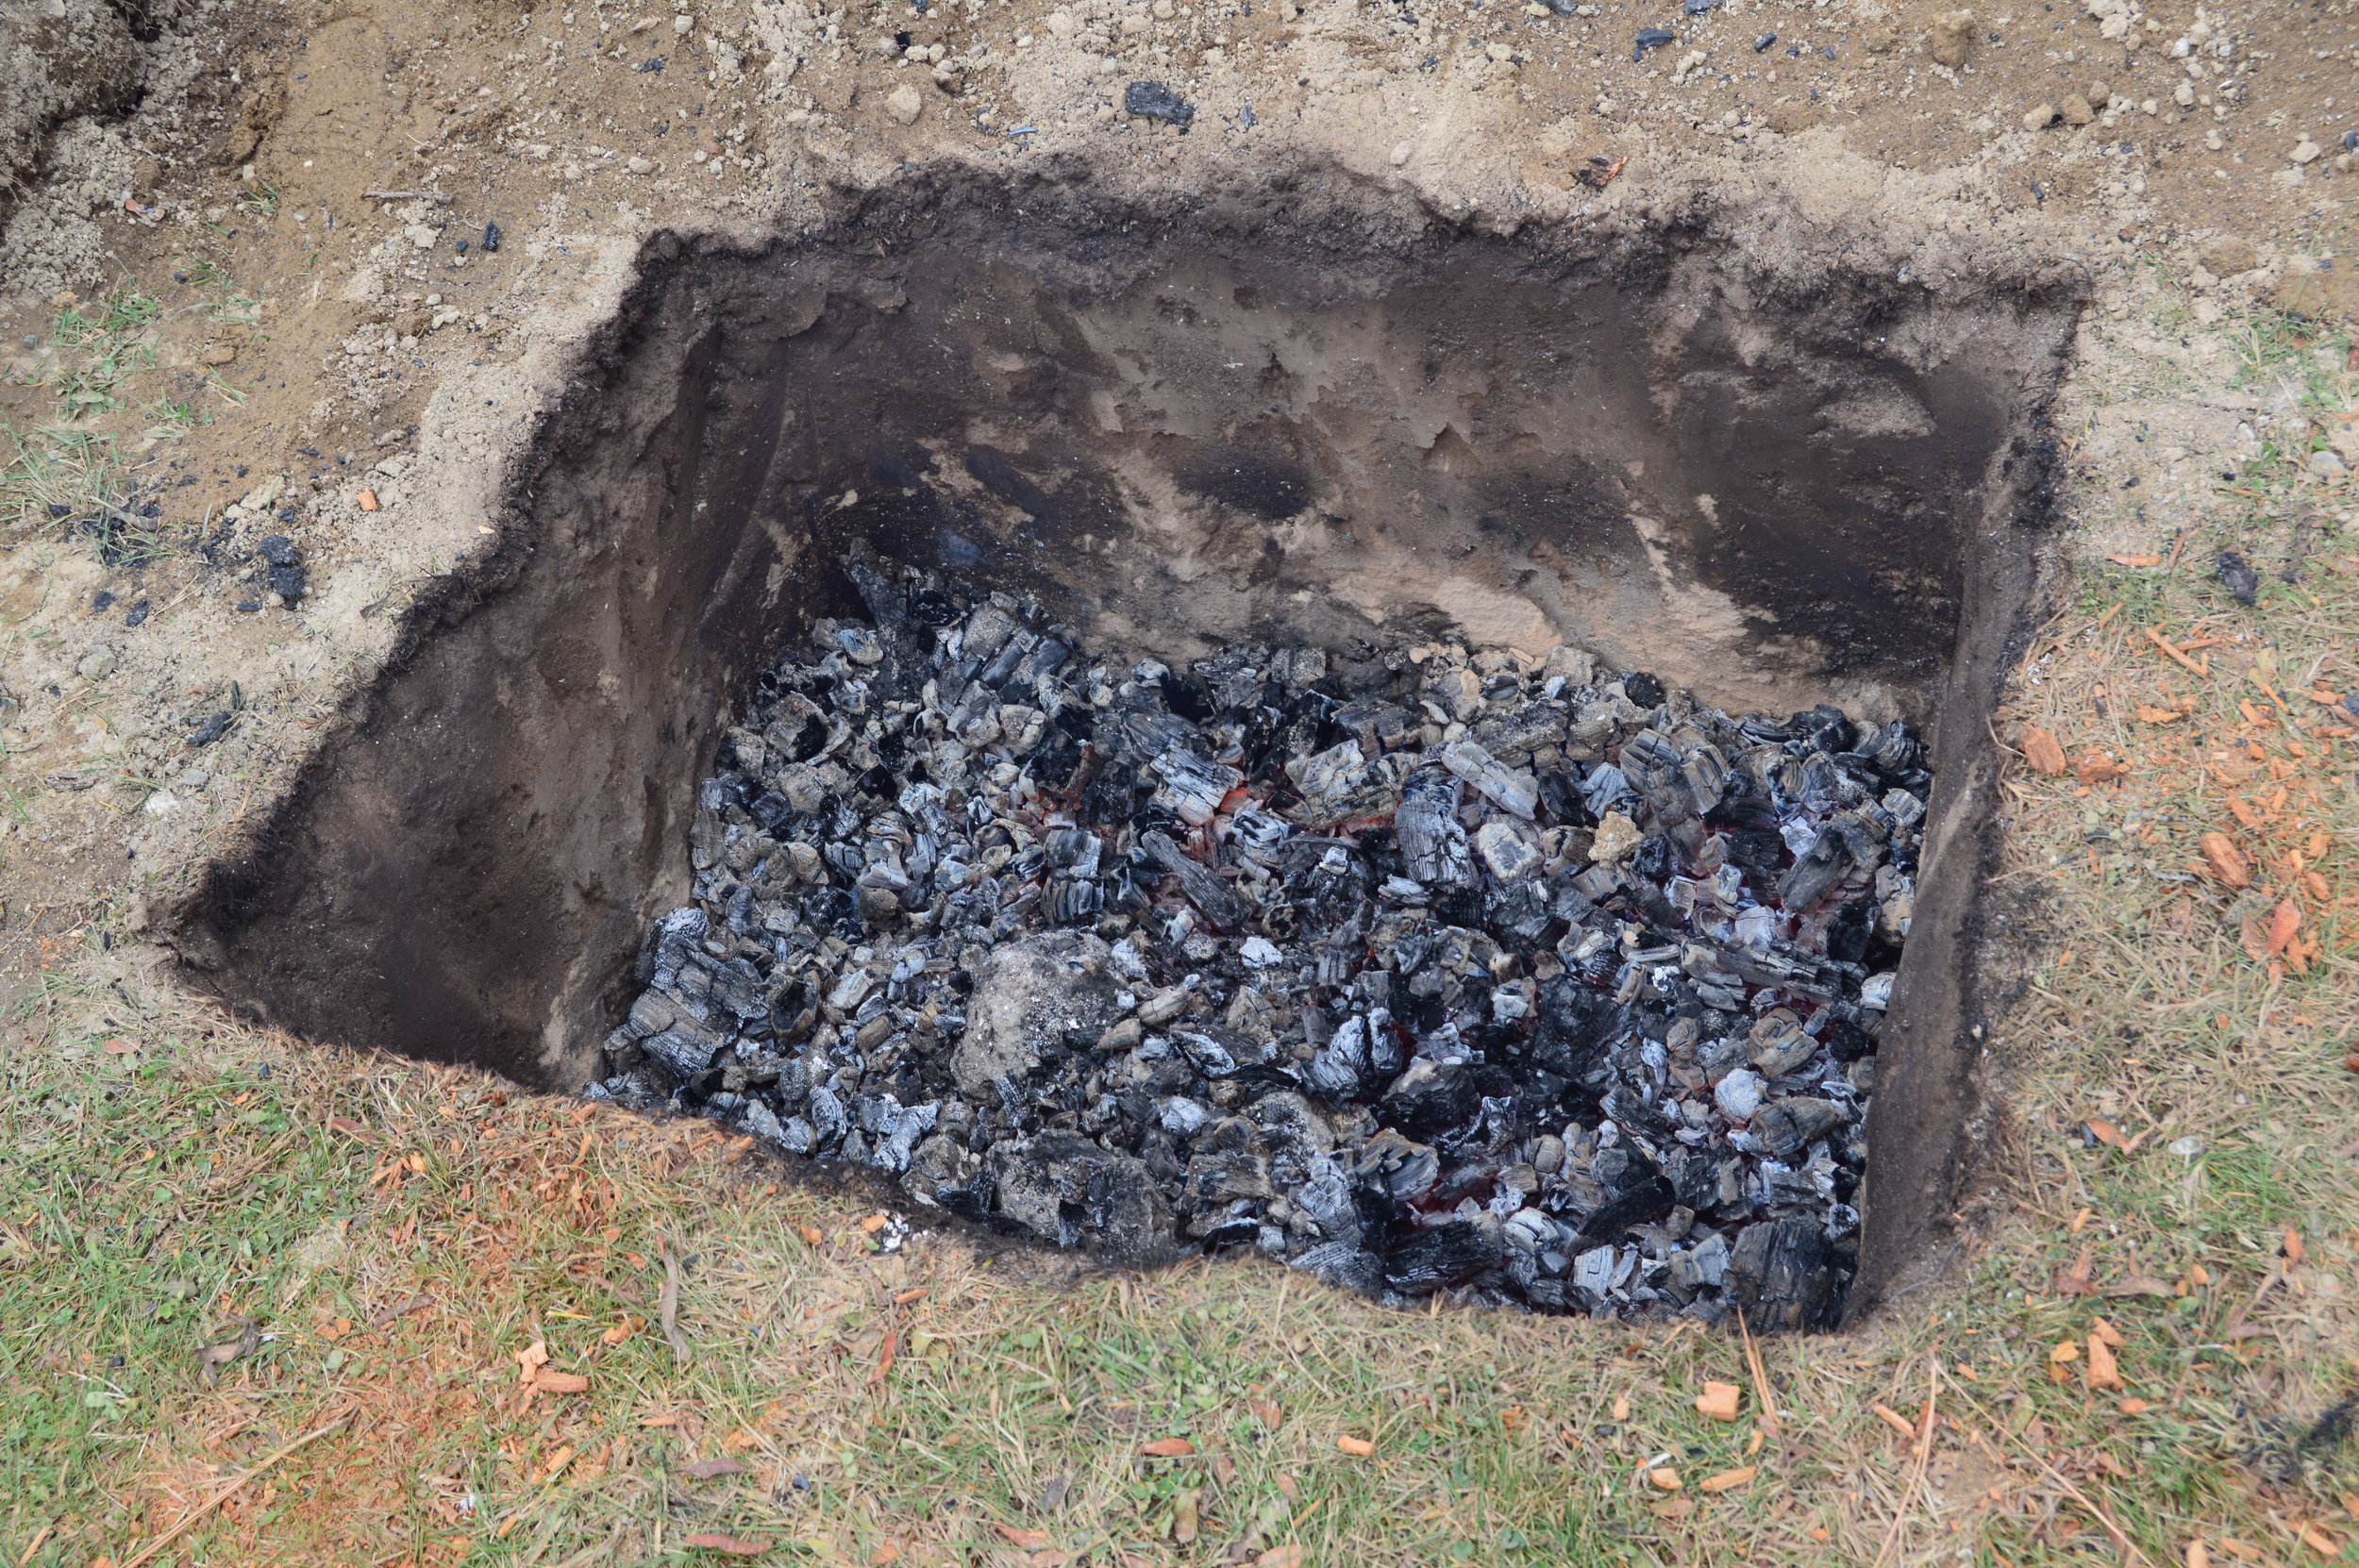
166;176;2077;1323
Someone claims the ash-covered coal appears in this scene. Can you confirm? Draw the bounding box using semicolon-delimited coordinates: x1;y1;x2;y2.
591;558;1929;1327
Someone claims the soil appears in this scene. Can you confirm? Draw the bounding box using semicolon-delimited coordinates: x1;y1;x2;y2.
0;0;2352;1309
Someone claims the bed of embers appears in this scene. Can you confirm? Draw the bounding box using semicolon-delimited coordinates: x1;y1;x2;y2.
592;559;1929;1328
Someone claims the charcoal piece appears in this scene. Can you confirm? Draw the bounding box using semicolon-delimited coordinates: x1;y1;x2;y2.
1861;720;1923;777
1574;1175;1677;1243
1600;1085;1680;1142
1473;820;1542;882
1352;1128;1440;1200
1382;1220;1498;1293
1621;730;1693;825
1150;748;1243;826
1123;78;1196;125
1471;702;1567;759
1821;1013;1876;1063
1727;1217;1837;1330
1482;879;1551;945
1621;671;1666;708
1776;827;1846;912
1753;1097;1846;1159
1304;1014;1373;1101
1077;759;1141;826
1747;1009;1816;1076
950;930;1125;1097
1284;740;1408;826
1378;1059;1481;1140
189;710;233;746
990;1136;1177;1266
1290;1240;1384;1294
2215;549;2259;606
1042;876;1103;925
1825;898;1875;963
1141;830;1246;929
1439;738;1537;819
1333;696;1414;753
1395;768;1471;886
643;906;708;989
642;1014;727;1079
1186;1150;1274;1205
257;535;307;602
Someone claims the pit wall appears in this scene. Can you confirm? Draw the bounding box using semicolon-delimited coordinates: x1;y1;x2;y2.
168;171;2079;1321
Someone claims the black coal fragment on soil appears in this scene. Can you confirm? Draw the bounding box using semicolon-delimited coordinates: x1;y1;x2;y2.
1125;80;1196;126
2215;549;2259;606
189;711;232;746
1631;25;1676;58
257;535;305;602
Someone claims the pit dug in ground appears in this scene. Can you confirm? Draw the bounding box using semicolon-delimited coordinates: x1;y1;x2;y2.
596;568;1933;1327
172;178;2077;1327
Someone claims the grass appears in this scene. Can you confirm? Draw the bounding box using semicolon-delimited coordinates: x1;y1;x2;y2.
0;428;125;537
0;305;2351;1566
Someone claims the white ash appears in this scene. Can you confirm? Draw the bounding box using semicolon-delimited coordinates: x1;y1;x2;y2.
591;558;1928;1326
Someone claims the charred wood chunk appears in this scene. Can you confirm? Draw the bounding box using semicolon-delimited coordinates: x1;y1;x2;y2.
1141;830;1247;930
1728;1217;1838;1330
1381;1219;1499;1293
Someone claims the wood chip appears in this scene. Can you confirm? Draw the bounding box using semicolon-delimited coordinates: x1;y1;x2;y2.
1872;1403;1917;1438
2145;626;2207;675
531;1369;590;1394
992;1524;1050;1548
1698;1465;1757;1493
2087;1118;2126;1149
682;1534;770;1557
1648;1467;1681;1491
2085;1336;2125;1392
2199;832;2250;888
357;490;379;512
1694;1381;1742;1422
1336;1435;1375;1456
2074;748;2123;784
1140;1438;1195;1458
1253;1548;1304;1568
2020;726;2066;776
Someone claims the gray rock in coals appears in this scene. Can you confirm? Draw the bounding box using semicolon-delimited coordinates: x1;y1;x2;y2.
951;929;1126;1099
990;1136;1176;1267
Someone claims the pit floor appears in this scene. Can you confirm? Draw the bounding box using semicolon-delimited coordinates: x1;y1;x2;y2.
0;0;2355;1561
